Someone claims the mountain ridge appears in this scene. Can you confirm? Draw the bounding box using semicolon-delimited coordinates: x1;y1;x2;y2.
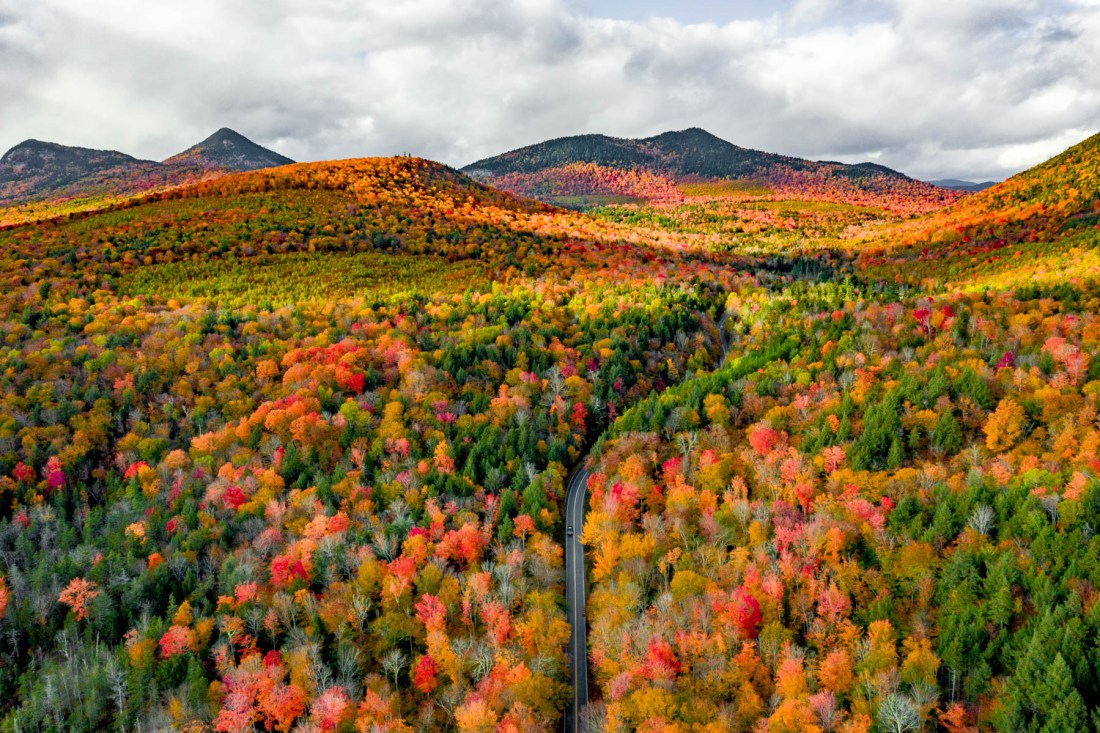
463;127;911;181
0;128;293;207
463;127;959;214
929;178;997;192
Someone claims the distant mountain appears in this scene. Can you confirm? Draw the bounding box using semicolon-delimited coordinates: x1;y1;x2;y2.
463;128;959;214
0;128;293;208
929;179;997;192
0;140;165;206
465;127;892;180
164;127;293;172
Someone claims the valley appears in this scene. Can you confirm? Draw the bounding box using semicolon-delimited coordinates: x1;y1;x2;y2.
0;126;1097;733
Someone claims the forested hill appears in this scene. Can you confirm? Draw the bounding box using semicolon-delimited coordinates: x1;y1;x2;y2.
462;128;961;213
859;129;1100;288
463;127;902;181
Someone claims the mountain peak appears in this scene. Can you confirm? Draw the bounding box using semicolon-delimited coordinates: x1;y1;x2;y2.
1;139;141;170
4;138;57;157
648;127;725;143
164;129;294;172
1;130;294;207
202;127;252;146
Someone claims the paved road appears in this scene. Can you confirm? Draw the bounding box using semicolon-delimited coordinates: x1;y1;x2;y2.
562;310;730;733
563;465;591;733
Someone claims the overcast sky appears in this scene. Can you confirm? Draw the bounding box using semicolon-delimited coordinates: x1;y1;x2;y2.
2;0;1098;181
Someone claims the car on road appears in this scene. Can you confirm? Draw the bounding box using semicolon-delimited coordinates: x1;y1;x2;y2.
567;525;574;536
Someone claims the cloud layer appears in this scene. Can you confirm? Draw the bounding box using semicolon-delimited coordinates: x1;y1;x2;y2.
2;0;1098;180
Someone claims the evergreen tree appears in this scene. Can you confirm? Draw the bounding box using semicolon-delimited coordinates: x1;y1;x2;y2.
931;409;963;455
954;368;994;409
887;435;905;469
1036;654;1087;733
851;391;902;470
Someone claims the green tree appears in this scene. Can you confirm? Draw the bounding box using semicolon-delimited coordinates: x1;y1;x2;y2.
931;410;963;455
1036;654;1087;733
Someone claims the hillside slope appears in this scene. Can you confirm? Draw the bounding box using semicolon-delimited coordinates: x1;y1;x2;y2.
861;130;1100;287
0;154;709;301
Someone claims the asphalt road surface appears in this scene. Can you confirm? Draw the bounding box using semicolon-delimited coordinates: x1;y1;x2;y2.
562;310;731;733
563;464;591;733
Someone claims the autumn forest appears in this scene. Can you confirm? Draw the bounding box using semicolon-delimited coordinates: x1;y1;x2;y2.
0;123;1099;733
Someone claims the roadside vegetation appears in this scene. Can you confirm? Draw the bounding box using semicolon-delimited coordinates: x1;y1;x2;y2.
0;132;1098;732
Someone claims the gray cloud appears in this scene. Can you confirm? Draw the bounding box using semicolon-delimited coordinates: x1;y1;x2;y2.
1;0;1097;181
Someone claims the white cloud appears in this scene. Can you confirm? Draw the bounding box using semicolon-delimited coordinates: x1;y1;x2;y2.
0;0;1097;180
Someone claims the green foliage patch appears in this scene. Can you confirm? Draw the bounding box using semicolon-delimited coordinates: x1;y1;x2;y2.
118;251;485;307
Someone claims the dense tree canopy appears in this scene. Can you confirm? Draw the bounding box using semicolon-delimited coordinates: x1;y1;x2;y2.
0;130;1097;732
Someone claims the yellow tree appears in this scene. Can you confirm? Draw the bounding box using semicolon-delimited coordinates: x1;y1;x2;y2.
984;398;1025;452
